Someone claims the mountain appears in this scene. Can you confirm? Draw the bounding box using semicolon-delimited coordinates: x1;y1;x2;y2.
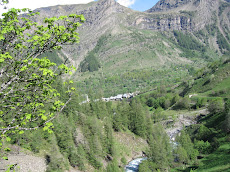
34;0;132;66
146;0;219;29
147;0;192;12
2;1;230;171
32;0;230;96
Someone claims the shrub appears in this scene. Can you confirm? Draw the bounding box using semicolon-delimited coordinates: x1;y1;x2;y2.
175;97;191;110
208;98;225;114
194;140;211;154
80;52;101;72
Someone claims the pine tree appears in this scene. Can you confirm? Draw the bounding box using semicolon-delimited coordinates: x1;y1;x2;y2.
129;100;146;138
113;111;123;132
147;124;172;170
175;146;189;164
176;130;199;162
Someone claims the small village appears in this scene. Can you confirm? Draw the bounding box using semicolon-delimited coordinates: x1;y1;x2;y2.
102;92;138;101
80;92;140;104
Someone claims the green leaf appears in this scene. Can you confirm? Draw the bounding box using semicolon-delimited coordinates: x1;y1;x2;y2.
0;58;4;63
0;35;5;40
19;131;24;134
2;157;8;160
48;129;53;134
4;147;11;152
46;122;53;127
41;115;47;121
33;35;39;40
80;15;86;22
43;126;48;131
6;137;11;142
20;66;28;71
26;114;32;120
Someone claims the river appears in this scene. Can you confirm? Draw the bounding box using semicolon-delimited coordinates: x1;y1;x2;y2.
124;157;147;172
124;109;208;171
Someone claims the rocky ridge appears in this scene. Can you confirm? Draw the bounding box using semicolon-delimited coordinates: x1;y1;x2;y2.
33;0;230;70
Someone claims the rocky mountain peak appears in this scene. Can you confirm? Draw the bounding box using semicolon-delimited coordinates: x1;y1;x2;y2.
98;0;117;5
146;0;192;12
94;0;126;14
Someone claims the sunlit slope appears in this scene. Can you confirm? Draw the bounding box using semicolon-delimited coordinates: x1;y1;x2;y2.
183;59;230;99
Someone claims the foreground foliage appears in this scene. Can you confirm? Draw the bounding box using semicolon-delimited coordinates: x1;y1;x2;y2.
0;6;85;164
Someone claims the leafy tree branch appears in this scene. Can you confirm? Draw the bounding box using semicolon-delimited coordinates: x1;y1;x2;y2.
0;8;85;139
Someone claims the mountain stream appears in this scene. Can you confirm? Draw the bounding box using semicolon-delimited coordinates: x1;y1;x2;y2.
124;109;208;172
125;157;147;172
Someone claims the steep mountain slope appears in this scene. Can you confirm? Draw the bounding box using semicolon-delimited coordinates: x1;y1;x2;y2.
187;59;230;99
33;0;230;96
34;0;134;66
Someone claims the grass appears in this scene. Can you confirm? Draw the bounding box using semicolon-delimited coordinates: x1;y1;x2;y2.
187;61;230;99
170;135;230;172
75;26;221;98
195;141;230;172
75;65;191;97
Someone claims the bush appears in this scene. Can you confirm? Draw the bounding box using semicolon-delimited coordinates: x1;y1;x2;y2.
175;146;189;164
88;154;102;169
196;124;212;141
139;160;158;172
146;98;155;107
196;98;207;109
174;97;191;110
80;52;101;72
106;160;120;172
194;140;211;154
217;30;230;53
208;98;225;114
211;137;220;151
173;31;205;52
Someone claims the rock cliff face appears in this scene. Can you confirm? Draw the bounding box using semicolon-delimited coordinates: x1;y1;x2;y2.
142;0;221;31
132;14;193;31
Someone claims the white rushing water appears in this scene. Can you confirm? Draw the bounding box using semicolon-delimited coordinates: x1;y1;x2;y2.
125;157;147;172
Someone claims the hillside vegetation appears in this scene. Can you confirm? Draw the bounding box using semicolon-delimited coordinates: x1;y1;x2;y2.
1;0;230;172
2;57;229;172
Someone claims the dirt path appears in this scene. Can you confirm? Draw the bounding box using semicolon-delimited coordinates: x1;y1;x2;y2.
0;146;46;172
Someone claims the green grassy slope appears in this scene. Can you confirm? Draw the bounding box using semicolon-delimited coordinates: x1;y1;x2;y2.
196;141;230;172
187;59;230;99
74;26;223;97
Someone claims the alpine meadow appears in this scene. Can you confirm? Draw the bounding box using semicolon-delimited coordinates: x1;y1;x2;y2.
0;0;230;172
